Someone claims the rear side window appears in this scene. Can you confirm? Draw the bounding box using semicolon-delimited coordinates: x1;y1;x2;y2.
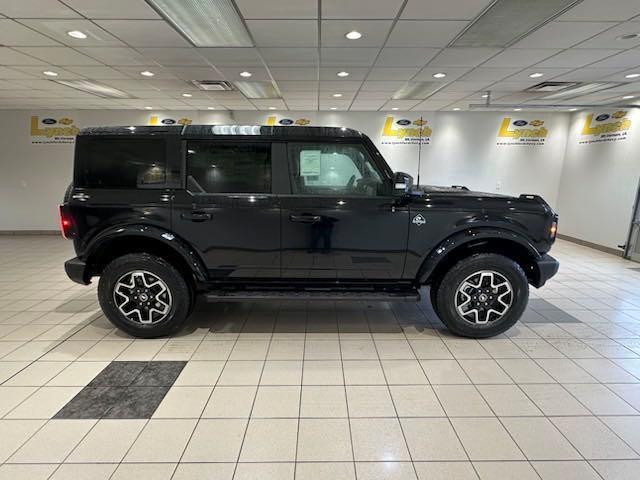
186;142;272;194
76;137;166;188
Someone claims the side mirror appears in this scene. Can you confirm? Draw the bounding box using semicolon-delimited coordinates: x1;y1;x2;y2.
393;171;413;194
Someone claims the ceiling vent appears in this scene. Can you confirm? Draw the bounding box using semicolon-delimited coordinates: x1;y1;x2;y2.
191;80;234;91
526;81;581;93
526;81;625;99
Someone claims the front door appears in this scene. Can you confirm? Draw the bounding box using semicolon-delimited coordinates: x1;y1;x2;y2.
280;141;409;281
171;140;281;279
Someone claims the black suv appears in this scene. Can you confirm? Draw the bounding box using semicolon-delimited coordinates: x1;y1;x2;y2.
61;125;559;338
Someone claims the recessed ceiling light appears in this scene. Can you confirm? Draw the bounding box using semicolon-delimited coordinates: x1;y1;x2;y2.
207;106;215;110
625;73;640;79
617;33;640;41
337;71;349;77
43;70;58;77
268;106;276;110
391;107;399;110
332;93;343;98
182;93;193;97
623;95;635;99
481;93;489;98
140;70;155;77
67;30;87;39
345;30;362;40
569;108;578;111
514;107;522;111
453;107;461;111
144;106;153;110
433;72;447;79
54;80;131;98
529;72;544;78
330;107;337;110
240;71;252;78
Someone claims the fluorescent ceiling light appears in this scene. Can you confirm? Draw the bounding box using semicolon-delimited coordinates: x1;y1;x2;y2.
481;93;489;98
625;73;640;79
569;108;578;111
337;71;349;77
43;70;58;77
617;33;640;40
207;106;215;110
67;30;87;39
432;72;446;78
147;0;253;47
53;80;131;98
345;30;362;40
514;108;522;111
234;81;280;99
330;107;337;110
392;82;442;100
144;106;153;110
541;82;623;100
268;106;276;110
332;93;343;98
453;107;461;111
529;72;544;78
391;107;399;110
452;0;580;47
182;93;192;97
239;71;252;78
623;95;635;99
140;70;155;77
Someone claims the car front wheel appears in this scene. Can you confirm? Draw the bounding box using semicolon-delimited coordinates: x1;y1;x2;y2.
98;253;192;338
435;253;529;338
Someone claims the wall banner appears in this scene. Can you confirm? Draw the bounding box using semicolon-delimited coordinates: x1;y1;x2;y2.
380;116;431;145
265;115;313;126
496;117;548;146
30;115;80;144
148;115;193;126
579;111;631;144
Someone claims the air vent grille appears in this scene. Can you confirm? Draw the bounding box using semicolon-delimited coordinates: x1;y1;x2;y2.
526;82;581;92
191;80;234;91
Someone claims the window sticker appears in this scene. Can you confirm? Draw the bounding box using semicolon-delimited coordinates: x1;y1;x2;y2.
299;150;322;176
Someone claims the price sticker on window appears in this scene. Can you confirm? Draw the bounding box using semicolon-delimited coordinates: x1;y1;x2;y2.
299;150;321;176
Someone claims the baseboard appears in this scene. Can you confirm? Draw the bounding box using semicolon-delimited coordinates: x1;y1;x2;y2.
557;233;624;257
0;230;59;235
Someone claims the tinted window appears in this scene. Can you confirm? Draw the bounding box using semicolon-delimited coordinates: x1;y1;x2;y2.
186;142;271;194
76;138;166;188
288;142;386;196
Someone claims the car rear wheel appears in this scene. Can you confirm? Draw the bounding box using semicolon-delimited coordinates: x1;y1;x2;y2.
98;253;192;338
435;253;528;338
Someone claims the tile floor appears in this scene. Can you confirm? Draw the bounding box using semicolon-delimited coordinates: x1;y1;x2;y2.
1;236;640;479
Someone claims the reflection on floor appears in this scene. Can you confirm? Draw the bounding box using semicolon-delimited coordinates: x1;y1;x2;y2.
0;236;640;480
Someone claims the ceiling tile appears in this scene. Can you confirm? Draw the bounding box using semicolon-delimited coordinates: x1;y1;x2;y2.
429;47;501;67
135;47;210;66
505;67;574;82
236;0;317;19
386;21;469;47
68;66;133;79
62;0;160;19
15;46;101;65
77;47;150;65
412;66;471;82
439;80;496;91
320;67;369;80
247;20;317;47
164;67;226;81
277;80;319;91
0;47;46;65
576;22;640;49
320;47;379;66
375;47;440;67
321;20;393;47
483;48;561;67
271;67;318;80
558;0;640;21
402;0;493;20
261;48;319;66
0;0;80;18
536;49;622;68
0;66;36;79
217;66;271;82
199;48;264;66
11;65;84;79
349;99;386;110
251;99;287;109
115;65;181;80
319;99;351;110
322;0;404;19
458;67;521;82
20;19;125;46
579;49;640;69
411;99;455;110
0;20;60;46
552;67;633;82
95;20;191;47
360;80;406;92
513;21;617;49
319;80;362;91
381;99;421;109
367;67;421;80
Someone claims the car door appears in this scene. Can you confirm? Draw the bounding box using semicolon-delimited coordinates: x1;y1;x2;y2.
280;140;409;281
171;139;281;280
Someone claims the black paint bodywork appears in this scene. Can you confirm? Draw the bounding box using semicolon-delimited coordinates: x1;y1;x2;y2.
62;125;559;291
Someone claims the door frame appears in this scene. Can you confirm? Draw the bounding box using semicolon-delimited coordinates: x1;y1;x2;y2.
624;175;640;262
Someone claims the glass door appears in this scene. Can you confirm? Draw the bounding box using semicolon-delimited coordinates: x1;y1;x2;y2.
626;181;640;262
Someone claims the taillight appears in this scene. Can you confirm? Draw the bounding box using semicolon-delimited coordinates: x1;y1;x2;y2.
549;219;558;240
59;206;74;239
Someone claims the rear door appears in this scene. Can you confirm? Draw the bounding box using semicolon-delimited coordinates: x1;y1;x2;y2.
171;139;282;279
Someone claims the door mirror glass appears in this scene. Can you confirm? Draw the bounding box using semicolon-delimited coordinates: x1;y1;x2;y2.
393;171;413;194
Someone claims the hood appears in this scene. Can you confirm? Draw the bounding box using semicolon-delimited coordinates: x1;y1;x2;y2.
412;185;513;199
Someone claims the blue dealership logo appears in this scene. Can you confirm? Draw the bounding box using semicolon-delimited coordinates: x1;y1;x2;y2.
595;114;610;122
396;119;411;126
161;118;176;125
512;120;528;126
279;119;294;125
42;118;57;125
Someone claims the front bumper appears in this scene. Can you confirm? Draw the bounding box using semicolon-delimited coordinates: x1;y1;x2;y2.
64;257;91;285
532;253;559;287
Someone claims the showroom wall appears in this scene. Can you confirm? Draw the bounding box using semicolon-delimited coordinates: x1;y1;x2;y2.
0;109;569;232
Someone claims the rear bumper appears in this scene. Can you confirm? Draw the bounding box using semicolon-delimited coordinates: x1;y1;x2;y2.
533;253;559;287
64;257;91;285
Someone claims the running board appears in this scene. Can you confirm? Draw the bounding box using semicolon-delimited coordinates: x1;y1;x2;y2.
204;289;420;302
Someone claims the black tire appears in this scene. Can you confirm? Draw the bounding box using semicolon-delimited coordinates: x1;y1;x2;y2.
98;253;192;338
435;253;528;338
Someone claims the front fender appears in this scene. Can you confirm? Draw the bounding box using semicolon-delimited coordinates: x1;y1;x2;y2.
417;227;542;284
83;224;208;283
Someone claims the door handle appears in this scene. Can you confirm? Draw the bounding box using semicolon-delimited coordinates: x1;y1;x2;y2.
181;211;212;222
290;214;321;224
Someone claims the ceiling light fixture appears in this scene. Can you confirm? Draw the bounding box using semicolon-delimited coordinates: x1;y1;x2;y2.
433;72;447;78
391;107;399;110
345;30;362;40
234;81;280;99
337;71;349;77
392;81;441;100
330;107;337;110
240;71;252;78
481;93;489;98
617;33;640;41
625;73;640;79
144;106;153;110
182;93;193;97
514;107;522;111
623;95;635;99
332;93;343;97
453;107;461;111
53;80;131;98
207;106;215;110
268;106;276;110
529;72;544;78
43;70;58;77
67;30;87;39
140;70;155;77
147;0;253;47
569;108;578;111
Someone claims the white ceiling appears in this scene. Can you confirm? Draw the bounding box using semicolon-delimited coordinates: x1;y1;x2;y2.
0;0;638;111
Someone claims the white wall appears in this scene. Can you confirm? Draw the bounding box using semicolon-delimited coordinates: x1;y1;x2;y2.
556;108;640;250
0;109;569;231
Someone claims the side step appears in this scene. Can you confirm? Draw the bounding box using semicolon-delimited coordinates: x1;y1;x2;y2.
204;289;420;302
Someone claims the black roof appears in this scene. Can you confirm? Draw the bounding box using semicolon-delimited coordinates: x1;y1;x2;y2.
78;124;365;138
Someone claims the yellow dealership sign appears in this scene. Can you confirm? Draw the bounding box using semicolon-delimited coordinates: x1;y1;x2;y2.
381;117;431;145
30;115;80;144
579;112;630;144
496;117;547;146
